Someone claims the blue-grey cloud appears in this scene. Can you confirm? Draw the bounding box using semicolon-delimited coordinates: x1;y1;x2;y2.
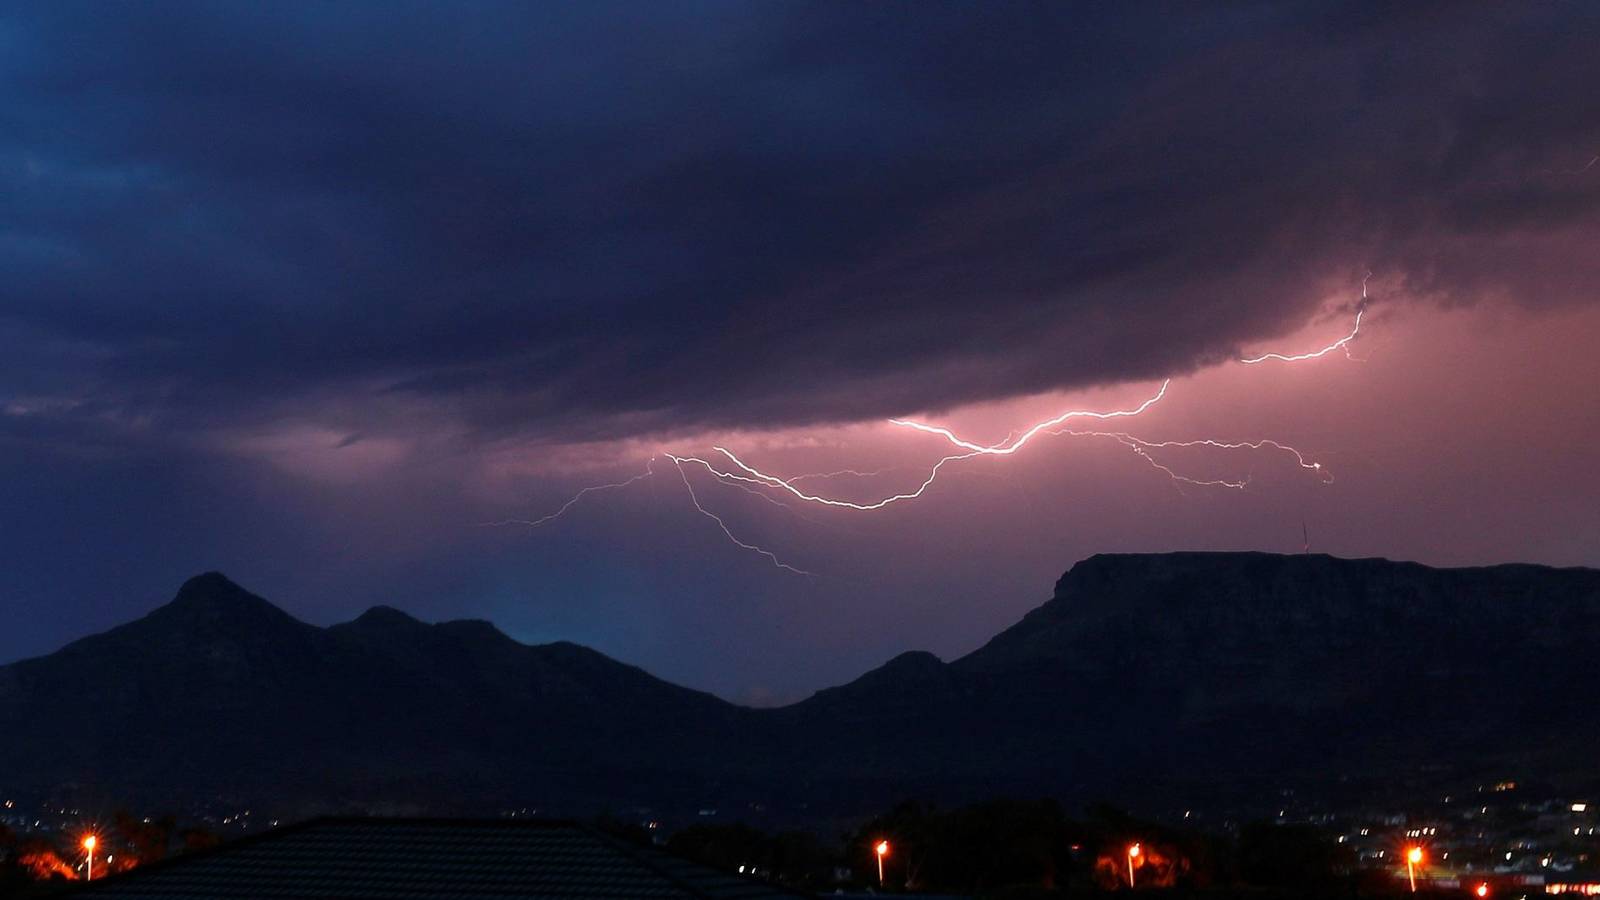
1;1;1598;451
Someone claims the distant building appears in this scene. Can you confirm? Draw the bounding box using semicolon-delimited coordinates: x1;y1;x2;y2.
1546;872;1600;895
67;817;809;898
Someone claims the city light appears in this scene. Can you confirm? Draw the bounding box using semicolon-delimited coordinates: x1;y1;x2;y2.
1475;882;1490;898
875;840;889;885
1405;845;1423;892
82;834;97;882
1128;843;1141;888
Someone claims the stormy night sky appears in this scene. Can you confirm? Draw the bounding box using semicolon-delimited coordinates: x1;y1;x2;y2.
3;3;1599;705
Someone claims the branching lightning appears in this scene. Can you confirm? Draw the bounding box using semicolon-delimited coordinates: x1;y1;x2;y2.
676;447;979;511
492;279;1372;575
886;381;1171;456
662;456;816;576
655;380;1174;514
1113;436;1249;491
1052;431;1332;489
705;467;834;526
487;457;815;575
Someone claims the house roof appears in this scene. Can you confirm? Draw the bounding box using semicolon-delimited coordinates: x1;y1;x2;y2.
65;817;811;899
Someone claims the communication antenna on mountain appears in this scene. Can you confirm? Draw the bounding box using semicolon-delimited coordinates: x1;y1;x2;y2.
1302;519;1311;555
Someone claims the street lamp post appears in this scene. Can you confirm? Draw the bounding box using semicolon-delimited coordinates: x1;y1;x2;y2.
83;835;97;882
875;840;889;886
1127;843;1141;889
1405;846;1423;893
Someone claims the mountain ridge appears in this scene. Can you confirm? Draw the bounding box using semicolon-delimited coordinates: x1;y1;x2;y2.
4;552;1598;820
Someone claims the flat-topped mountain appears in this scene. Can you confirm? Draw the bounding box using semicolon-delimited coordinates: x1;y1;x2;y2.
779;553;1600;795
3;553;1598;818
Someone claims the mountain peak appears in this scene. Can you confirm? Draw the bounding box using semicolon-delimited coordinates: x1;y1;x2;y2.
795;649;948;711
156;571;303;630
174;570;246;597
879;649;944;673
171;571;263;606
351;605;423;628
434;618;515;645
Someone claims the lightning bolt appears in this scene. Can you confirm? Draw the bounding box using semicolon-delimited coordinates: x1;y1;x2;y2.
665;380;1171;511
486;459;816;574
694;376;1329;506
662;456;816;576
704;468;834;526
697;280;1367;505
492;278;1370;573
1240;274;1369;364
673;447;978;511
1114;435;1249;491
480;469;653;529
788;467;904;483
887;381;1171;455
1054;431;1331;486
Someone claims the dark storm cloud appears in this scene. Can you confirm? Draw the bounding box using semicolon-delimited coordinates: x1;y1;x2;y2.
2;2;1598;446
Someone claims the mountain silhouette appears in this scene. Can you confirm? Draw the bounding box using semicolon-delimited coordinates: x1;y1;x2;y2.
773;553;1600;805
3;554;1598;819
0;572;747;812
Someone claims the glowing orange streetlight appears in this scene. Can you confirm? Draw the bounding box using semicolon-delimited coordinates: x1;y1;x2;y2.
1475;882;1490;898
82;834;98;882
1127;843;1141;888
1405;845;1423;893
874;840;889;885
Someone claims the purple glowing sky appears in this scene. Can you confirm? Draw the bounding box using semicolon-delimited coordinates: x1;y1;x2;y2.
2;3;1598;703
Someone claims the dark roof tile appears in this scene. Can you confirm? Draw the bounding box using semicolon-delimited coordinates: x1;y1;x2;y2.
68;818;809;899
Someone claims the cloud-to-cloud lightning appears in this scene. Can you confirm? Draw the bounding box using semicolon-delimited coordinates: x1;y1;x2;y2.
498;288;1369;573
481;470;653;529
885;381;1172;456
1052;432;1333;491
664;380;1175;516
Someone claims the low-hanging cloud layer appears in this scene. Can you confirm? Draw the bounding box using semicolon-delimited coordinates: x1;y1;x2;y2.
3;3;1599;700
